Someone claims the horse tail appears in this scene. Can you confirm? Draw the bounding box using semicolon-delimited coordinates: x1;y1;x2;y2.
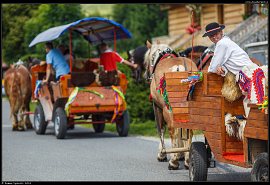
9;69;24;119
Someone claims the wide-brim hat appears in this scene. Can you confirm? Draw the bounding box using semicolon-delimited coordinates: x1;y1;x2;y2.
202;22;225;37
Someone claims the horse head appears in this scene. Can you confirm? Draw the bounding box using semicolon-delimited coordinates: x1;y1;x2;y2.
127;46;148;83
144;40;178;81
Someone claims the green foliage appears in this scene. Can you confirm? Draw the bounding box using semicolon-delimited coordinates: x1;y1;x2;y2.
112;4;168;53
2;4;40;64
24;4;87;59
116;51;154;123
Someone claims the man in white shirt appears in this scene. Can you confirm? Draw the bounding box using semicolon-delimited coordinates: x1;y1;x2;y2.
203;22;267;117
202;22;255;77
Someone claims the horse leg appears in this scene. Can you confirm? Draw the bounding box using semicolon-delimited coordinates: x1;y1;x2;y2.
162;107;180;170
24;99;33;129
153;102;167;162
183;129;193;169
167;127;180;170
11;113;19;131
17;108;25;131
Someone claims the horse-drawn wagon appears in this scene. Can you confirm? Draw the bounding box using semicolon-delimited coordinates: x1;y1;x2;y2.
29;17;131;139
164;71;268;181
144;41;268;181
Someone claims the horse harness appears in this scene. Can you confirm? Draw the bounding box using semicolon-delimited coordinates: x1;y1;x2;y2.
148;47;178;81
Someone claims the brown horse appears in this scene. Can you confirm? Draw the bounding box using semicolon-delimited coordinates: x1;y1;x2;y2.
144;41;198;170
4;63;33;131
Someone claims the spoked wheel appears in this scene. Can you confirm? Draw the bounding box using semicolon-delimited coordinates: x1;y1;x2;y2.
92;115;105;133
115;110;130;137
54;107;67;139
189;142;208;181
251;152;268;182
33;104;48;135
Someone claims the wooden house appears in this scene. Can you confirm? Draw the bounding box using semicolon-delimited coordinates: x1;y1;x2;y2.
154;4;267;51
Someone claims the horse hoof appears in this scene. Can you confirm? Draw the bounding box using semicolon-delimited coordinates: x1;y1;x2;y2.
26;124;33;129
18;127;25;131
157;156;167;162
168;163;179;170
12;127;18;131
184;164;189;170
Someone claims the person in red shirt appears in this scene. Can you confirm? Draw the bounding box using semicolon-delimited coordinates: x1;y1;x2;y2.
99;42;138;86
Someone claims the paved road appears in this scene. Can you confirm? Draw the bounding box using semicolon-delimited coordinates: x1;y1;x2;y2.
2;98;251;181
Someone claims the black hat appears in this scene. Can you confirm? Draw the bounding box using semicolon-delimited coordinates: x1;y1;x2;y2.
202;22;225;37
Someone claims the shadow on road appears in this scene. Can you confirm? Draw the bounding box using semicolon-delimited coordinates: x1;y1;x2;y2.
41;125;120;140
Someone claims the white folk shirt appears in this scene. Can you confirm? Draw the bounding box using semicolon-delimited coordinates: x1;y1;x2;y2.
208;35;254;77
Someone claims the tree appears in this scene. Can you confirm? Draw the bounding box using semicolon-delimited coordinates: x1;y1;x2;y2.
24;4;87;60
111;4;168;123
2;4;40;64
112;4;168;52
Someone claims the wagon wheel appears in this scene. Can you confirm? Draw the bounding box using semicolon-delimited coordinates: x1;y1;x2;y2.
34;104;48;135
92;115;105;133
189;142;208;181
54;107;67;139
251;152;269;182
116;110;130;137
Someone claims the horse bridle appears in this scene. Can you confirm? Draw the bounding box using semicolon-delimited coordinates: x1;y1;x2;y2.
147;47;178;81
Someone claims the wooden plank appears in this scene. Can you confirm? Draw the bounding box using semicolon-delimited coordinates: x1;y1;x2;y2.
165;72;189;79
168;97;188;103
189;101;221;109
226;141;243;149
167;85;202;92
244;127;268;140
172;121;206;130
202;5;217;13
169;18;190;25
224;11;244;18
224;16;243;25
173;114;190;122
223;4;244;13
189;108;222;117
243;137;249;164
207;81;223;87
166;85;190;92
225;148;244;153
202;12;218;19
167;91;188;98
170;101;189;108
207;73;224;81
192;95;222;103
166;79;182;86
221;97;226;154
246;120;268;129
172;107;189;114
207;87;222;95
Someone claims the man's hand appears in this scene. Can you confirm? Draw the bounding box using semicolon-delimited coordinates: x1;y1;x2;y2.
216;66;225;76
42;79;48;85
133;63;138;69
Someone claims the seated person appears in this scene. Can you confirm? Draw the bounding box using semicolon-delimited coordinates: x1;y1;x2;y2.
98;42;138;86
42;42;70;84
58;44;74;67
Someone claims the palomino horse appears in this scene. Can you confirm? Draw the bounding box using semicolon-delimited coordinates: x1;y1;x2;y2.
144;41;198;169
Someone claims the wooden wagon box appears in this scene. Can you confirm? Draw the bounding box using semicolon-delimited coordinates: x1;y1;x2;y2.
164;71;268;167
